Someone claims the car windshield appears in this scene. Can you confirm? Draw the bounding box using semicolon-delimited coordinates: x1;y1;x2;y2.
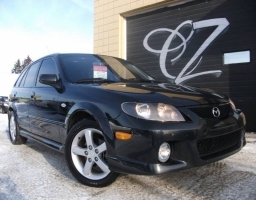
60;54;155;83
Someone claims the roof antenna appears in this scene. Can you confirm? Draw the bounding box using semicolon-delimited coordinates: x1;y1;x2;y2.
46;46;51;54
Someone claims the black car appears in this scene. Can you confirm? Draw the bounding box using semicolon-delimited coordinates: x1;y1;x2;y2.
8;53;246;187
0;96;9;113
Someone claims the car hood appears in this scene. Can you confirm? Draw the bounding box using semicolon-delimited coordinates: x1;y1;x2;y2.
100;82;228;107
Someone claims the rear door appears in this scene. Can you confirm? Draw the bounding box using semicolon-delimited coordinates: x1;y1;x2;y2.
28;58;61;143
11;63;41;132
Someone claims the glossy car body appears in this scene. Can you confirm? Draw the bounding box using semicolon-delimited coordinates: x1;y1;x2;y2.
8;53;246;186
0;96;9;113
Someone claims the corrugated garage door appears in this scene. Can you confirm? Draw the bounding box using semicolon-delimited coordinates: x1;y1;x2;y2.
126;0;256;131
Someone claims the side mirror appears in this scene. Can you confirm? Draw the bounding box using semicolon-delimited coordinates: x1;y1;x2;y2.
236;109;242;114
39;74;63;92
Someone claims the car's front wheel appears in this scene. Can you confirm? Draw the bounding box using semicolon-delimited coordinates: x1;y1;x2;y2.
65;119;119;187
8;111;27;144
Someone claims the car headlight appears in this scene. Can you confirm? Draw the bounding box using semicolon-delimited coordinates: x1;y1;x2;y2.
3;103;8;107
229;99;236;111
121;102;185;122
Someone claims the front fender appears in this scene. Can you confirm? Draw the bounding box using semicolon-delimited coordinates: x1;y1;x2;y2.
8;102;16;112
64;102;116;154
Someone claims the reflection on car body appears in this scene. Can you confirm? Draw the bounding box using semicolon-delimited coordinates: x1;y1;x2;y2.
0;96;9;114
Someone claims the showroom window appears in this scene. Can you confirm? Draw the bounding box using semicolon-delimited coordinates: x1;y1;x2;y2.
223;50;250;65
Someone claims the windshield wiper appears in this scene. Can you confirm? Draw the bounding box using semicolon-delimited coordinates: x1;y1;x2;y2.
73;78;117;84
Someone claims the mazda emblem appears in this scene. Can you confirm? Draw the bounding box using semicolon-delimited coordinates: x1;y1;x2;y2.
212;107;220;117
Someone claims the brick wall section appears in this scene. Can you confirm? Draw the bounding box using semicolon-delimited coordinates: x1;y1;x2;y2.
93;0;168;58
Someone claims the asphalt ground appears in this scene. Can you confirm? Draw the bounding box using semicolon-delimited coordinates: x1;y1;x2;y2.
0;113;256;200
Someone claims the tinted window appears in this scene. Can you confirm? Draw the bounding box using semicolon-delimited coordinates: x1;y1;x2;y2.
15;68;28;87
20;70;29;87
24;62;40;87
60;54;153;83
36;58;58;87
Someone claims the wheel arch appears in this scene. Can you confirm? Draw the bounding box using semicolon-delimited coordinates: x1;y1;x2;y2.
7;104;15;119
65;102;115;152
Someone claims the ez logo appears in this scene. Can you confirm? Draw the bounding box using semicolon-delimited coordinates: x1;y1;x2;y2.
143;18;229;84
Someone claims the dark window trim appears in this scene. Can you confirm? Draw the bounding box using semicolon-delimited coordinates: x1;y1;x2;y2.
22;61;41;88
19;68;29;87
14;67;28;87
35;57;59;87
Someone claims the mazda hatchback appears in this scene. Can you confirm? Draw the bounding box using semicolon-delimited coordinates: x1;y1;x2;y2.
8;53;246;187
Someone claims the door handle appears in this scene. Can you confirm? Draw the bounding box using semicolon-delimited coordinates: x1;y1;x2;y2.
30;91;35;98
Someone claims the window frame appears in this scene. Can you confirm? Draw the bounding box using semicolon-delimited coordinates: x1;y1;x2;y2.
22;61;41;88
14;68;27;87
35;58;59;87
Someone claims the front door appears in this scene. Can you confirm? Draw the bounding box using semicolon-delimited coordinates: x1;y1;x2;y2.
28;58;61;143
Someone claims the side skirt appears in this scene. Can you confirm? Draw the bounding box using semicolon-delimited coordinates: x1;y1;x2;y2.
20;130;64;153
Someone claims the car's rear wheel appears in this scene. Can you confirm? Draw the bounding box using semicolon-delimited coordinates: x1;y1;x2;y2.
65;119;119;187
8;111;27;144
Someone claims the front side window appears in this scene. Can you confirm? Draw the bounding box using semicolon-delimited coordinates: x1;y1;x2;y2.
36;58;58;87
60;54;154;83
23;62;40;87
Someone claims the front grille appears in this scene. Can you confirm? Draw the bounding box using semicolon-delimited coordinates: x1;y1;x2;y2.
189;104;232;119
197;130;241;160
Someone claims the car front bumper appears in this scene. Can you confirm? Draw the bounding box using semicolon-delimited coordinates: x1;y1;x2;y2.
106;109;246;175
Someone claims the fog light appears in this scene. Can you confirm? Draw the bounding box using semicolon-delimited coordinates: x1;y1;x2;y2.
158;142;171;162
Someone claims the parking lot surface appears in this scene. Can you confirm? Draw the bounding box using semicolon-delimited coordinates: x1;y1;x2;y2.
0;114;256;200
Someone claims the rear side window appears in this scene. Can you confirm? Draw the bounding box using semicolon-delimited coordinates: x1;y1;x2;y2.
36;58;58;87
14;68;28;87
23;62;40;87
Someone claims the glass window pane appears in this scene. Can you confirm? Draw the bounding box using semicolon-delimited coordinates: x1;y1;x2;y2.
224;51;250;65
24;62;40;87
60;54;154;83
15;68;28;87
36;58;58;87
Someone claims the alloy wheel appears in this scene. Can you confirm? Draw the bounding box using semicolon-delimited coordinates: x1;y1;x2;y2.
9;115;16;141
71;128;110;180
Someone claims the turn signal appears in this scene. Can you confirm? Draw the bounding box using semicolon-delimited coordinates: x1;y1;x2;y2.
115;132;132;140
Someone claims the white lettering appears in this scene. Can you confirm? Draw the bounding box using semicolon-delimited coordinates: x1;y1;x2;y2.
143;18;229;84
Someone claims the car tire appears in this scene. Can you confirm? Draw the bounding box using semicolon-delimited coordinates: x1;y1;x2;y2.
2;107;5;114
0;107;2;114
8;111;27;144
65;119;119;187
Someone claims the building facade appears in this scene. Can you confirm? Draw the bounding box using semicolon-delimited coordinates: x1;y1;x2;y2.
93;0;256;131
